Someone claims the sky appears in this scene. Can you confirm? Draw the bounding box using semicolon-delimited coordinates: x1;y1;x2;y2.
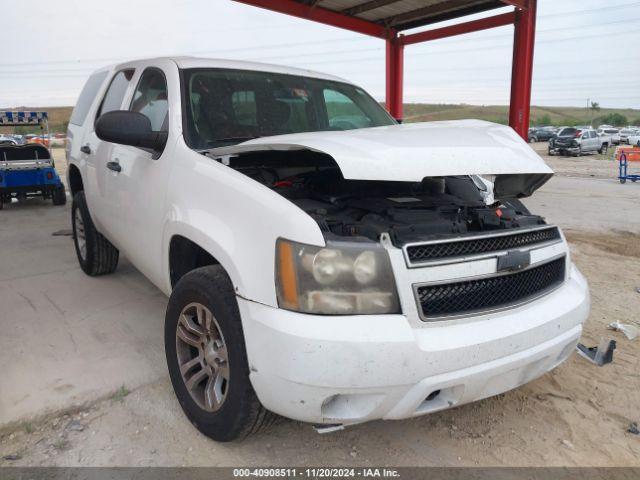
1;0;639;109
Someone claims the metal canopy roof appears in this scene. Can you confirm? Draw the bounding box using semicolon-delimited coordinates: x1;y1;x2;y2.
294;0;505;31
233;0;535;139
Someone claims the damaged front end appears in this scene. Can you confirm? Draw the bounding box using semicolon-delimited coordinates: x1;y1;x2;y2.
208;148;550;249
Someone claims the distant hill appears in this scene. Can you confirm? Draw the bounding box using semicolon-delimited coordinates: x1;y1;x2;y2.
402;104;640;127
2;104;639;133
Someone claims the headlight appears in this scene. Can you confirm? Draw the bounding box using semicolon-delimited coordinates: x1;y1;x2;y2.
275;238;400;315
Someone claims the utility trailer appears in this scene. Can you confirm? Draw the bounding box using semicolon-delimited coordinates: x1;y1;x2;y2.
0;111;66;209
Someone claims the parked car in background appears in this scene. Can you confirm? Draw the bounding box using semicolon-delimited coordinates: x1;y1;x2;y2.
548;127;574;155
597;126;620;145
619;128;638;144
528;127;556;143
628;131;640;146
27;134;51;148
550;127;608;156
66;57;589;442
0;135;17;146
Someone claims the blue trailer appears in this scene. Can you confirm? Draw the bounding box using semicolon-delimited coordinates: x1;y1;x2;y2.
0;111;66;209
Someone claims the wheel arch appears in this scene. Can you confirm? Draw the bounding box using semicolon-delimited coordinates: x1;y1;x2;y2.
67;164;84;195
169;234;222;289
164;222;245;298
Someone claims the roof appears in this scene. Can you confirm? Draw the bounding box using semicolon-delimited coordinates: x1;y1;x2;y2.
101;56;351;83
0;111;48;126
171;57;350;82
279;0;506;31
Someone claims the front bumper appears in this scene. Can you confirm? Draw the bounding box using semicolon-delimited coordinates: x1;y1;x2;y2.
239;264;589;425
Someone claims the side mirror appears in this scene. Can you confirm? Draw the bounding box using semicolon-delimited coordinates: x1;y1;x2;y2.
95;110;167;152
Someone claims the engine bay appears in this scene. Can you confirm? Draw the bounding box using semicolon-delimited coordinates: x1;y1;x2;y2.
217;150;547;246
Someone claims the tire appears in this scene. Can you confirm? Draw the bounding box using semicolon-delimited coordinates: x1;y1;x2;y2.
548;147;554;156
574;146;582;157
52;184;67;205
620;178;626;184
71;191;119;276
598;144;608;155
165;266;276;442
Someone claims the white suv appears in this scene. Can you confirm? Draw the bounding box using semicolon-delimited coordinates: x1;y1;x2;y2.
66;57;589;442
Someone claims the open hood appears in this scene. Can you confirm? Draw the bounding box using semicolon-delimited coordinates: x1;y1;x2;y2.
208;120;553;198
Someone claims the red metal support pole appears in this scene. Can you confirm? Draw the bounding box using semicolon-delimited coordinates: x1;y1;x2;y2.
386;33;404;121
509;0;536;140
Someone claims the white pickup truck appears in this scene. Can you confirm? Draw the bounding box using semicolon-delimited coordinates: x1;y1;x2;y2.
66;57;589;442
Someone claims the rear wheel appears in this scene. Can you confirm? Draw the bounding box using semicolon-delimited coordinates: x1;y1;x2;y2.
165;266;276;442
72;191;119;275
52;184;66;205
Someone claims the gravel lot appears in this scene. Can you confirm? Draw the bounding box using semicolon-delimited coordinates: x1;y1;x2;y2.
1;145;638;467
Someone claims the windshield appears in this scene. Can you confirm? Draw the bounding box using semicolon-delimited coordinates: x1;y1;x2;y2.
181;68;396;150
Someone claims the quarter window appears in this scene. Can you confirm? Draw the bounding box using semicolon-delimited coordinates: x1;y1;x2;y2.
96;69;135;120
130;68;168;131
70;71;108;126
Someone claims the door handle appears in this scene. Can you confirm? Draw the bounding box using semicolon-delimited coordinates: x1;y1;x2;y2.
106;161;121;173
80;145;91;155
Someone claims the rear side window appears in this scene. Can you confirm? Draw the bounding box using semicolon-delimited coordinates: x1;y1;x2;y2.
69;71;108;126
130;68;168;131
96;69;135;120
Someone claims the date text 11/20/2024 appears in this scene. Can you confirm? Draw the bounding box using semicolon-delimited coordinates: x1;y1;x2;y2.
232;468;401;478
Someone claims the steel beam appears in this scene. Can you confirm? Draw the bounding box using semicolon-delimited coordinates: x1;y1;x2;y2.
508;0;536;139
500;0;528;9
232;0;394;39
385;34;404;121
400;11;515;45
341;0;403;16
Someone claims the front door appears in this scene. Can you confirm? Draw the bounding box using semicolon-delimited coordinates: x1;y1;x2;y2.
87;68;136;242
102;60;178;286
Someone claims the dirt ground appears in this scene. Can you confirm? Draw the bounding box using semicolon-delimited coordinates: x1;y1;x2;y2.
1;145;639;467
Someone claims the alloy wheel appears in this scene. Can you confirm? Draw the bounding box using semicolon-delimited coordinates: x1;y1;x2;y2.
74;209;87;261
175;302;229;412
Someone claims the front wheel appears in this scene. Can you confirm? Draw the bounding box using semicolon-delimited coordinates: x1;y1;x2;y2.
72;191;119;275
165;266;275;442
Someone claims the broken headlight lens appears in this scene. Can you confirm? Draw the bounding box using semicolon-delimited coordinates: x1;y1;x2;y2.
276;239;400;315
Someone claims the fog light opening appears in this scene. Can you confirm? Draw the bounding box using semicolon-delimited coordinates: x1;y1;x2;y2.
425;390;441;402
